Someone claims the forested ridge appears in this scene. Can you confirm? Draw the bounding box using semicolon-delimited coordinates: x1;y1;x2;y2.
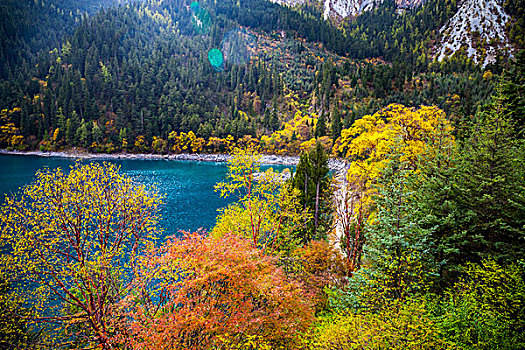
0;0;504;154
0;0;524;348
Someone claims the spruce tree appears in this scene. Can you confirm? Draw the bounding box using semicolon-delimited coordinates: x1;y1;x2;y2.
331;105;342;139
366;156;435;298
315;111;327;138
499;50;525;136
309;142;331;239
409;139;472;287
292;151;314;240
292;142;331;242
457;108;525;264
270;99;279;131
263;107;270;129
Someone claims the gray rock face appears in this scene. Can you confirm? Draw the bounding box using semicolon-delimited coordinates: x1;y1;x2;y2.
268;0;425;21
437;0;512;67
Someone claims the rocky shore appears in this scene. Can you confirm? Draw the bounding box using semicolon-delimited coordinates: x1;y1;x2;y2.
0;149;348;171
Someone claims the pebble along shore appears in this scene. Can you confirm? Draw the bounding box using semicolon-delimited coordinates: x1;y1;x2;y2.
0;149;348;171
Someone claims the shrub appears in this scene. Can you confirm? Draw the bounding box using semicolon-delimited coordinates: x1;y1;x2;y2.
428;259;525;349
307;298;445;349
117;232;315;349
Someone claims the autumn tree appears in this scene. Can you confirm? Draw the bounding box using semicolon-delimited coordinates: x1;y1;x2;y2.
334;103;454;208
213;146;307;254
0;162;161;349
0;277;40;349
333;176;366;276
332;104;455;274
116;232;315;350
0;108;26;150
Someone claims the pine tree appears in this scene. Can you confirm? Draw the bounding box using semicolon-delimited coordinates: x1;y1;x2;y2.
331;104;342;139
315;111;327;138
292;142;331;242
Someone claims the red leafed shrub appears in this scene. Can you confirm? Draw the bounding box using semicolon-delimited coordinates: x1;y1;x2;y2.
291;240;347;311
114;232;315;349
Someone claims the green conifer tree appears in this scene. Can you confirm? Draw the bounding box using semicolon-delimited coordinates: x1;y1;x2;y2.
315;111;327;138
457;109;525;263
292;142;331;242
331;105;342;139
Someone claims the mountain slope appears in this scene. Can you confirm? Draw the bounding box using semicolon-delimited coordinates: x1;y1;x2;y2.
437;0;512;66
0;0;132;79
269;0;426;20
0;0;498;155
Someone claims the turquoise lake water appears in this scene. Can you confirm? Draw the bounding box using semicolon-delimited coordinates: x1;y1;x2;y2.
0;154;290;237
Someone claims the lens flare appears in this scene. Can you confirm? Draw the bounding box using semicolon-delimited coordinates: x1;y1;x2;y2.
221;28;257;65
208;48;224;71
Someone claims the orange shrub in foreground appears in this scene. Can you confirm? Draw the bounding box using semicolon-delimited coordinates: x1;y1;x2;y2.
290;240;347;312
115;232;315;349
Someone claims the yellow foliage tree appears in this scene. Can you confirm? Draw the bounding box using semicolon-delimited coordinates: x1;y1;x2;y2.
151;136;167;153
190;134;206;153
261;110;317;155
213;147;307;254
0;163;161;349
0;108;26;150
331;104;454;274
334;103;454;200
134;135;148;153
168;131;206;153
300;138;317;152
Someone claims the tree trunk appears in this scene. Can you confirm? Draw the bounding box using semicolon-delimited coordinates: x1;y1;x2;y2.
314;180;320;238
304;174;308;230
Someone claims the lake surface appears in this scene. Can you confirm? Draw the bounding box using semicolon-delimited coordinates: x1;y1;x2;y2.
0;154;290;237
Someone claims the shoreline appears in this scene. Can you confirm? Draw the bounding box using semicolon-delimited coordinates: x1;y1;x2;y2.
0;149;348;171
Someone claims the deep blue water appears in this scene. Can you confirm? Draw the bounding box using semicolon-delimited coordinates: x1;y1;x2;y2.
0;154;290;238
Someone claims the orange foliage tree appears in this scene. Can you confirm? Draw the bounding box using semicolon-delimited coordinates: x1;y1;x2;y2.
290;240;346;311
115;232;315;349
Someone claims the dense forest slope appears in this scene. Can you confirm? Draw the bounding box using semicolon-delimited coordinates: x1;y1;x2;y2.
0;0;134;80
1;0;510;155
271;0;522;67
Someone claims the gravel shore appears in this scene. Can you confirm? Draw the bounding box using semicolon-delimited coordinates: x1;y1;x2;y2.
0;149;348;171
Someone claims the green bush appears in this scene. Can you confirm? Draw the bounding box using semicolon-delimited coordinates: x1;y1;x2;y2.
428;259;525;349
306;298;446;349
